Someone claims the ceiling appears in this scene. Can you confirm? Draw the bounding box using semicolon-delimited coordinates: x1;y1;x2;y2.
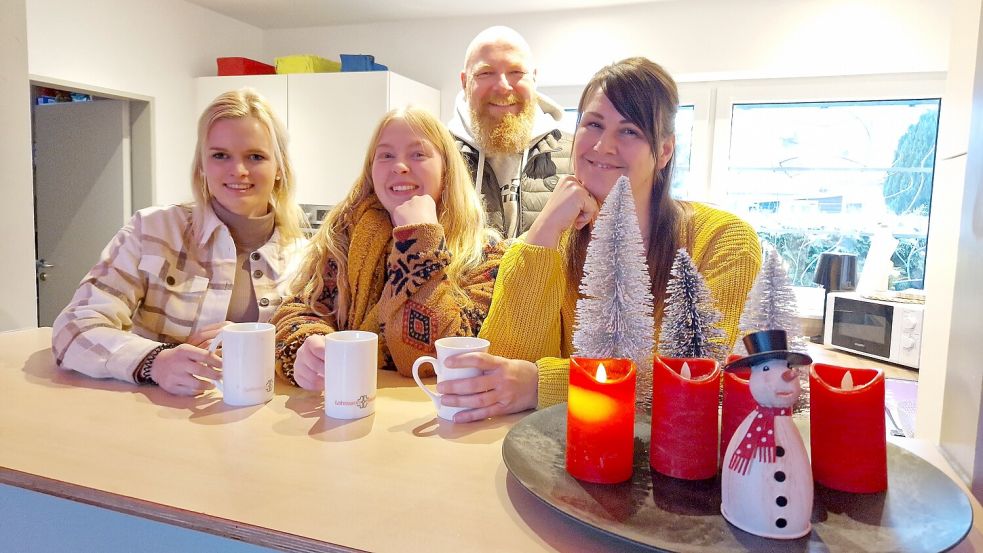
184;0;669;29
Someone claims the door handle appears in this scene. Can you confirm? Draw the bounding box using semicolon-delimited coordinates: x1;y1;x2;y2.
36;259;54;270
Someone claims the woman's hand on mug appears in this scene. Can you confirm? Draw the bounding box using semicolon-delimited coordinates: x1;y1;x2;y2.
293;334;327;390
390;194;439;228
436;353;538;423
525;175;599;248
150;344;223;396
185;321;232;349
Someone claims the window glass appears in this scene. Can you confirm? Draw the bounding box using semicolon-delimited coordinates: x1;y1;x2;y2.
720;99;940;291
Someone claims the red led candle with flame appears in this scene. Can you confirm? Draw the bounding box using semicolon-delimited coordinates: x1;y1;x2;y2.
566;357;637;484
649;357;721;480
810;363;887;493
720;354;756;464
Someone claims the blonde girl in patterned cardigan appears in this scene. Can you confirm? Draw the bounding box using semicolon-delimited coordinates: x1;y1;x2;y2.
52;88;307;395
272;107;503;389
437;57;762;422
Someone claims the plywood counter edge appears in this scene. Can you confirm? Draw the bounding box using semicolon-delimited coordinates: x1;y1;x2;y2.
0;465;365;553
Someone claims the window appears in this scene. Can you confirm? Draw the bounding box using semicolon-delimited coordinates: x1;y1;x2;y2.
671;105;695;200
720;99;940;290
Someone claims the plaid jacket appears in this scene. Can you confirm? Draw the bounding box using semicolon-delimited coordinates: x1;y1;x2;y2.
52;204;299;383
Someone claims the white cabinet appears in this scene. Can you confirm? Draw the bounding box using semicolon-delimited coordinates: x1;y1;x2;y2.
196;72;440;205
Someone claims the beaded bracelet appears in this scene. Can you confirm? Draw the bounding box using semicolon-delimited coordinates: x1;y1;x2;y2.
134;343;178;385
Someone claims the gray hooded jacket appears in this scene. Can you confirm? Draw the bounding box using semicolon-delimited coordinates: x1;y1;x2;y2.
447;91;573;237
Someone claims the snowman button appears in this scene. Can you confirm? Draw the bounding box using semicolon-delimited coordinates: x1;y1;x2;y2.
776;518;788;528
776;496;788;507
774;471;786;482
776;446;785;457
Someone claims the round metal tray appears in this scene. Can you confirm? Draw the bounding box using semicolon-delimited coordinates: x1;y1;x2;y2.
502;404;972;552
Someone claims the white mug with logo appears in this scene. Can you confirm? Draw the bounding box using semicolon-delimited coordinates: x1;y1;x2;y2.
208;322;275;406
412;337;489;421
324;331;378;419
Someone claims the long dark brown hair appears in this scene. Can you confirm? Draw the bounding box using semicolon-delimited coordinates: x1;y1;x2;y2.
567;57;692;324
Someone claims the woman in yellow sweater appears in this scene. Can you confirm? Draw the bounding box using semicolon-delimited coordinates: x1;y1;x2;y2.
438;57;761;422
271;107;502;388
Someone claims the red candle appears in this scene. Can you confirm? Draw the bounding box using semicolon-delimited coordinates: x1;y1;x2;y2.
649;357;720;480
566;357;637;484
810;363;887;493
720;354;756;465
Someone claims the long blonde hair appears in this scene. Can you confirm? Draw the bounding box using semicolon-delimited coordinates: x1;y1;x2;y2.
190;88;306;245
568;57;691;323
292;106;498;323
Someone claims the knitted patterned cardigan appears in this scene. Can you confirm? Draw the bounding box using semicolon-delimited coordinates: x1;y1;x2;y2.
272;202;503;382
478;202;762;408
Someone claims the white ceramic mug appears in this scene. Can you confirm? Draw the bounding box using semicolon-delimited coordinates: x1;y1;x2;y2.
412;337;489;420
208;322;275;406
324;331;378;419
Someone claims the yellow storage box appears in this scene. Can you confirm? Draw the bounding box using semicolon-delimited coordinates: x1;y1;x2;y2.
275;55;341;74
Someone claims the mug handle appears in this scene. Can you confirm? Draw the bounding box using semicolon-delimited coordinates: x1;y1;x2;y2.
207;334;225;394
412;356;440;405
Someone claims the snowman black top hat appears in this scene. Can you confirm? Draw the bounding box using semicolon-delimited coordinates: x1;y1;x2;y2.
723;329;813;371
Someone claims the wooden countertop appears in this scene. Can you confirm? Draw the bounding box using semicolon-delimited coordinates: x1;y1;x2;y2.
804;342;919;381
0;328;976;552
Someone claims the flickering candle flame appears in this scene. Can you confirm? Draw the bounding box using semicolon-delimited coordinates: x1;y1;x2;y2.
595;363;608;383
840;370;855;391
680;361;692;380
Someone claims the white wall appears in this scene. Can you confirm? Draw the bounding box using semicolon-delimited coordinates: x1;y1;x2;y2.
917;0;983;496
25;0;266;207
264;0;951;119
0;0;40;330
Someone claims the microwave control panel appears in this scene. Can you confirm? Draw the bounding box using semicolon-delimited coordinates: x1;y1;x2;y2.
895;306;924;367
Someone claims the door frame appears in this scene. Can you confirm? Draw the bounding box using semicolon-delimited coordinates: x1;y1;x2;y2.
29;76;155;326
29;76;155;211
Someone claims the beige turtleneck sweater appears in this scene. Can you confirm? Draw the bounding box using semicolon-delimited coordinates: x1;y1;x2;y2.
210;200;275;323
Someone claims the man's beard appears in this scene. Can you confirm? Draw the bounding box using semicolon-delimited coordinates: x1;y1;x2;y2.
469;93;537;155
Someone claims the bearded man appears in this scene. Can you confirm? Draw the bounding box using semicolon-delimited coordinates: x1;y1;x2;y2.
448;26;572;238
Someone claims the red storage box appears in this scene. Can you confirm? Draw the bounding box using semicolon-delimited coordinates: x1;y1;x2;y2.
216;57;275;76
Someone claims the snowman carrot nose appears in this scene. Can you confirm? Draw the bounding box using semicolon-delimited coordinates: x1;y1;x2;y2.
782;368;798;382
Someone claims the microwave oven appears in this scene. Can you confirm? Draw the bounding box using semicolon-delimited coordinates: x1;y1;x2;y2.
823;291;924;369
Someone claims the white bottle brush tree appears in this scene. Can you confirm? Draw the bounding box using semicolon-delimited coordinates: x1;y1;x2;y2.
573;175;655;410
658;248;728;365
736;246;810;411
737;246;807;354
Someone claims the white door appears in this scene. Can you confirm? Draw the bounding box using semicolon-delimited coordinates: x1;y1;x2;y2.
34;99;130;326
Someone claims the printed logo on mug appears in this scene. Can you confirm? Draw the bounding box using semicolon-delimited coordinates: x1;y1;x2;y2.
207;322;275;406
324;331;378;420
412;337;489;421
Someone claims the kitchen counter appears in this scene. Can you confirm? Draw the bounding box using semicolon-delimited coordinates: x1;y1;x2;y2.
0;328;977;552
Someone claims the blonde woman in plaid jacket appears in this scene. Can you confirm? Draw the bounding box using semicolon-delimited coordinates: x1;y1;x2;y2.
272;107;504;389
52;89;307;396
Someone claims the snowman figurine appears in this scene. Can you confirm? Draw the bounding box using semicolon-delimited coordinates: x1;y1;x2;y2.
721;330;814;539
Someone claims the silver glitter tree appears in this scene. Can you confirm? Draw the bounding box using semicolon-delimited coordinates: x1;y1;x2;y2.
658;248;728;365
572;175;655;409
736;247;807;355
736;246;810;412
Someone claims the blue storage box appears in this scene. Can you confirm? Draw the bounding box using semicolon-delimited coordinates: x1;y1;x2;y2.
340;54;388;72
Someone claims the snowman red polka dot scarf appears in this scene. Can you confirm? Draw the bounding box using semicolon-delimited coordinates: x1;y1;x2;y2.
727;406;789;475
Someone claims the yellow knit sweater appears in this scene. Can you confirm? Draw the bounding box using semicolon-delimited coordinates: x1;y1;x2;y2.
478;202;761;408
